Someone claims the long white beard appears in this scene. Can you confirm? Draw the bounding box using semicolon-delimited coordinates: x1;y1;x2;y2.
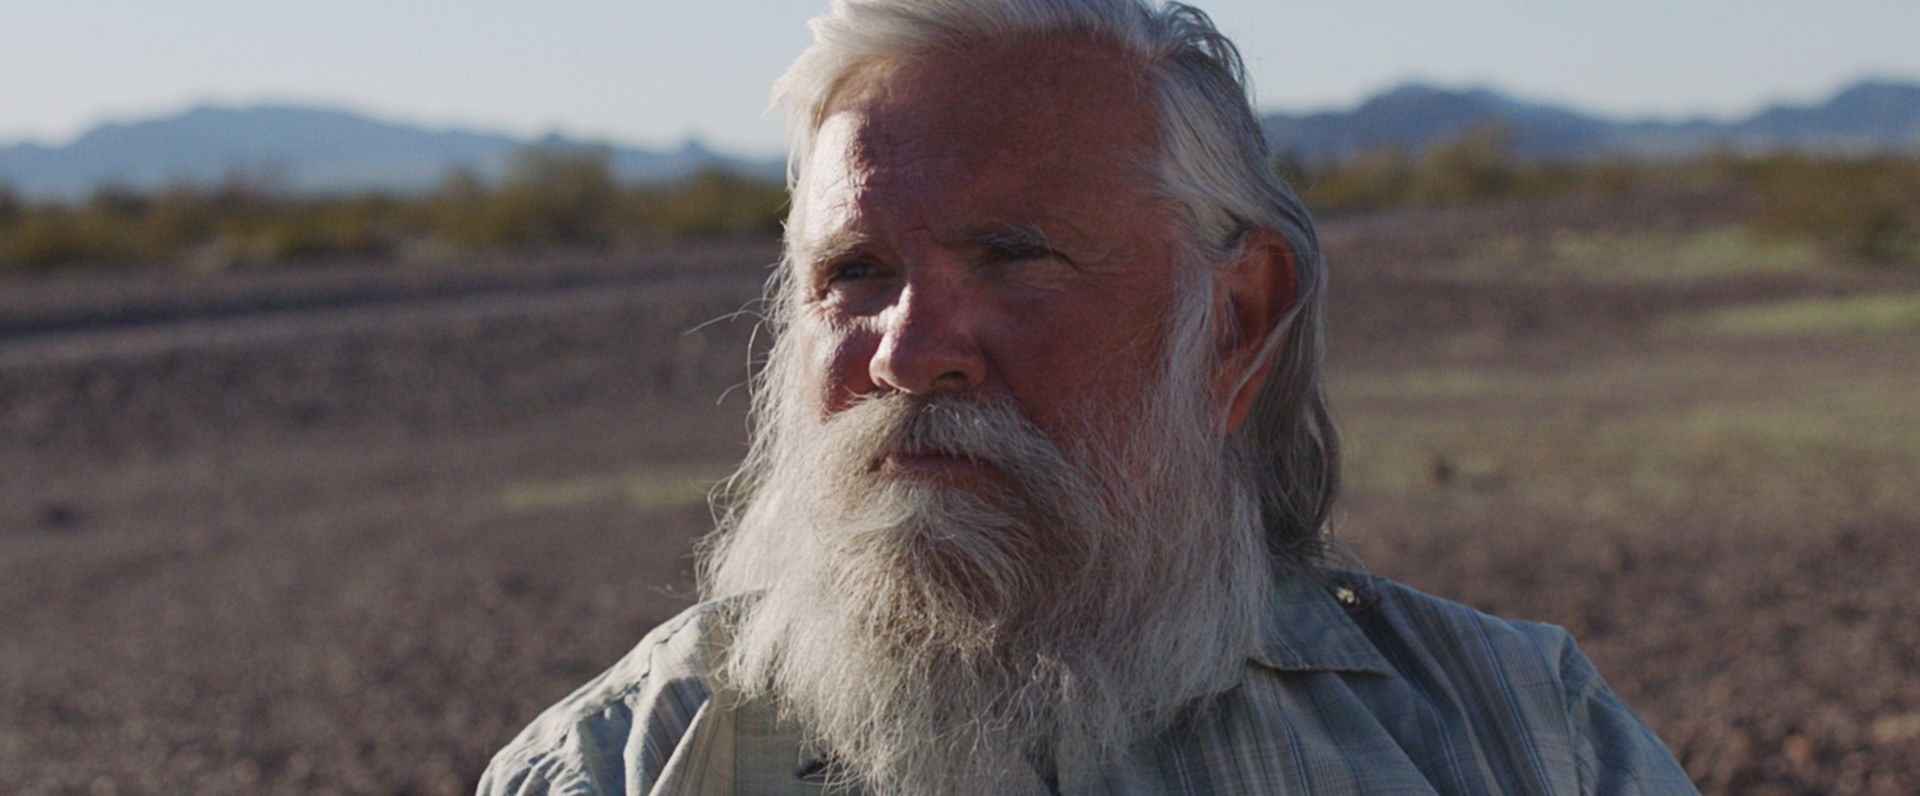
702;287;1272;794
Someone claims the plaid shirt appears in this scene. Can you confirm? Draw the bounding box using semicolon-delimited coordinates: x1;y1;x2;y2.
480;572;1696;794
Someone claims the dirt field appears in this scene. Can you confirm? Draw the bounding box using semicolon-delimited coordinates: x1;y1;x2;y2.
4;193;1917;794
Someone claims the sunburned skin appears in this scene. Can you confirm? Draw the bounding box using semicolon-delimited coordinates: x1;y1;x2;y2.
788;41;1195;467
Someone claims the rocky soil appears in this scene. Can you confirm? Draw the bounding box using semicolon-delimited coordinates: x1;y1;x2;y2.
4;198;1916;793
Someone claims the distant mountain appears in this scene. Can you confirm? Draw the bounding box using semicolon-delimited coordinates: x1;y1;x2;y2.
7;80;1917;199
0;104;785;200
1737;81;1920;149
1263;79;1920;163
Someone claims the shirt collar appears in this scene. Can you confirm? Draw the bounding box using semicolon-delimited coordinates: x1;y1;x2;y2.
1249;568;1394;675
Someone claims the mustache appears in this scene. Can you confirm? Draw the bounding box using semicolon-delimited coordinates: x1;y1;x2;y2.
829;392;1062;475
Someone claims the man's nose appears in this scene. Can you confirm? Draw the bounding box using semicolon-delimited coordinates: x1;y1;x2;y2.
869;282;987;395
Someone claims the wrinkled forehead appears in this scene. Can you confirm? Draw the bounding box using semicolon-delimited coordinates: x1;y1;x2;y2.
791;41;1163;241
831;40;1155;160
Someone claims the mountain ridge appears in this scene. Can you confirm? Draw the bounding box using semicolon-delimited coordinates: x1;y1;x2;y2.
4;78;1917;199
0;104;785;200
1261;78;1920;163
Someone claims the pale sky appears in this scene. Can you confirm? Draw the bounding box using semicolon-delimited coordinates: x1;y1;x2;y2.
4;1;1917;157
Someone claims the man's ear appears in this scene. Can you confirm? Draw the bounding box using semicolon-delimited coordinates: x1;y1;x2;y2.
1213;229;1297;433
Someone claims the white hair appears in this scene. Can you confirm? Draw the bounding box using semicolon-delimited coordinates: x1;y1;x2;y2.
708;261;1271;791
695;1;1342;790
768;0;1339;565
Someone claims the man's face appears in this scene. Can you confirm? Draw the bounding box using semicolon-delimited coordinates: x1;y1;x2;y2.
717;45;1280;790
788;42;1197;468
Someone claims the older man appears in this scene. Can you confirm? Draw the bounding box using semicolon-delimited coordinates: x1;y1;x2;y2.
482;1;1694;793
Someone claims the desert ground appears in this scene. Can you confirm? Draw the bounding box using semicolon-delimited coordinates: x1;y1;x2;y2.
4;190;1917;794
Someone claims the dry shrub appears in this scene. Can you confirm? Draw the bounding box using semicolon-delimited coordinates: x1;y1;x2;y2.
1747;155;1920;266
0;147;789;272
1290;126;1595;213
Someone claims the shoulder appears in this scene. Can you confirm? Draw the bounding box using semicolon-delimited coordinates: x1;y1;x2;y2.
477;598;741;796
1338;570;1604;719
1337;572;1696;793
1342;572;1581;673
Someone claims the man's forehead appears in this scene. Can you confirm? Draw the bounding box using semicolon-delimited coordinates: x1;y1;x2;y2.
795;40;1162;253
828;39;1149;119
828;40;1153;159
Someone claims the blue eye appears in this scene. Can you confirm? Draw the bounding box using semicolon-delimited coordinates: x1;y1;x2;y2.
994;245;1055;262
975;228;1064;265
831;261;882;281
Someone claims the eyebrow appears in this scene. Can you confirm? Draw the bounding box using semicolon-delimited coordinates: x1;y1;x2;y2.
797;229;874;267
948;222;1060;254
796;220;1072;268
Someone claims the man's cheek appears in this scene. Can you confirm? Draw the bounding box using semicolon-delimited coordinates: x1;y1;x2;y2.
797;321;876;417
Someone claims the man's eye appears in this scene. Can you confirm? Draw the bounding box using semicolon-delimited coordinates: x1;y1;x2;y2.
817;260;891;298
988;244;1058;263
829;261;882;282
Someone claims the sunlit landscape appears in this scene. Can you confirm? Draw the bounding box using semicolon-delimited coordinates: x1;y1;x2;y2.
6;153;1917;789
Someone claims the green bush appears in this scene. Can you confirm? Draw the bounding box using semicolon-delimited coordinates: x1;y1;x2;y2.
1406;126;1521;205
1748;155;1920;266
639;168;788;240
1279;131;1920;269
0;182;20;225
13;136;1912;274
1288;126;1543;212
1;144;793;272
473;146;622;248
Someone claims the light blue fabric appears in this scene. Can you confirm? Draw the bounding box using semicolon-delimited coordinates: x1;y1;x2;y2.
479;572;1696;795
